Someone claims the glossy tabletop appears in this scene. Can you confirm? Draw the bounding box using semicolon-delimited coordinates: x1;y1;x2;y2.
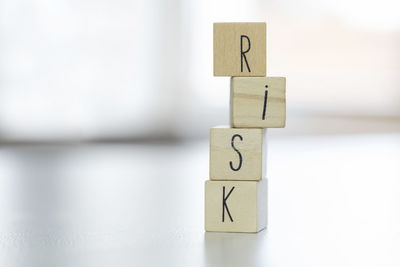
0;132;399;267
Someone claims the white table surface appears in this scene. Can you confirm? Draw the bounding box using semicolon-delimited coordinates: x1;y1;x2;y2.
0;133;399;267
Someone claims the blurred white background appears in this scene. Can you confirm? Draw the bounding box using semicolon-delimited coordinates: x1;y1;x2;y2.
0;0;399;142
0;1;399;266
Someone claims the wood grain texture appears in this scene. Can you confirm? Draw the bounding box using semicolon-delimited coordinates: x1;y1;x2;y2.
210;126;267;181
230;77;286;128
205;179;268;233
213;23;266;77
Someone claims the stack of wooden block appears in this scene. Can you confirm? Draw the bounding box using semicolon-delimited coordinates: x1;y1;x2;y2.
205;22;286;233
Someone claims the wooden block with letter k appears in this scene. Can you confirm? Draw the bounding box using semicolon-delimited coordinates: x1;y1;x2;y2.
213;22;266;77
205;179;267;233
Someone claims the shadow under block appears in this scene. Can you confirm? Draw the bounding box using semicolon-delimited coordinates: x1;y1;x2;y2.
230;77;286;128
205;179;268;233
210;127;267;181
213;23;266;77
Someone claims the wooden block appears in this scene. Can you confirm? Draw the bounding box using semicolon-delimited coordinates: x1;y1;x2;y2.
214;23;266;77
230;77;286;128
210;126;267;181
205;179;268;233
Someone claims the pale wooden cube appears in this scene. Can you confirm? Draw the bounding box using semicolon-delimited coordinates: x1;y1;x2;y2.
230;77;286;128
214;23;266;77
205;179;268;233
210;126;267;181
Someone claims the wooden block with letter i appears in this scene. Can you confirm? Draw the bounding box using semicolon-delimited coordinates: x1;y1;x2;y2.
230;77;286;128
213;22;266;77
210;126;267;181
205;179;268;233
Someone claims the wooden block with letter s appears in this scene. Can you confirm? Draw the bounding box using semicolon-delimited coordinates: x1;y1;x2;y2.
210;126;267;181
205;179;268;233
230;77;286;128
213;22;266;77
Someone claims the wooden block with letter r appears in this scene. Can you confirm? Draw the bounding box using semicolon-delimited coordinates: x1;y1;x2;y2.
213;22;266;77
205;179;268;233
230;77;286;128
210;126;267;181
